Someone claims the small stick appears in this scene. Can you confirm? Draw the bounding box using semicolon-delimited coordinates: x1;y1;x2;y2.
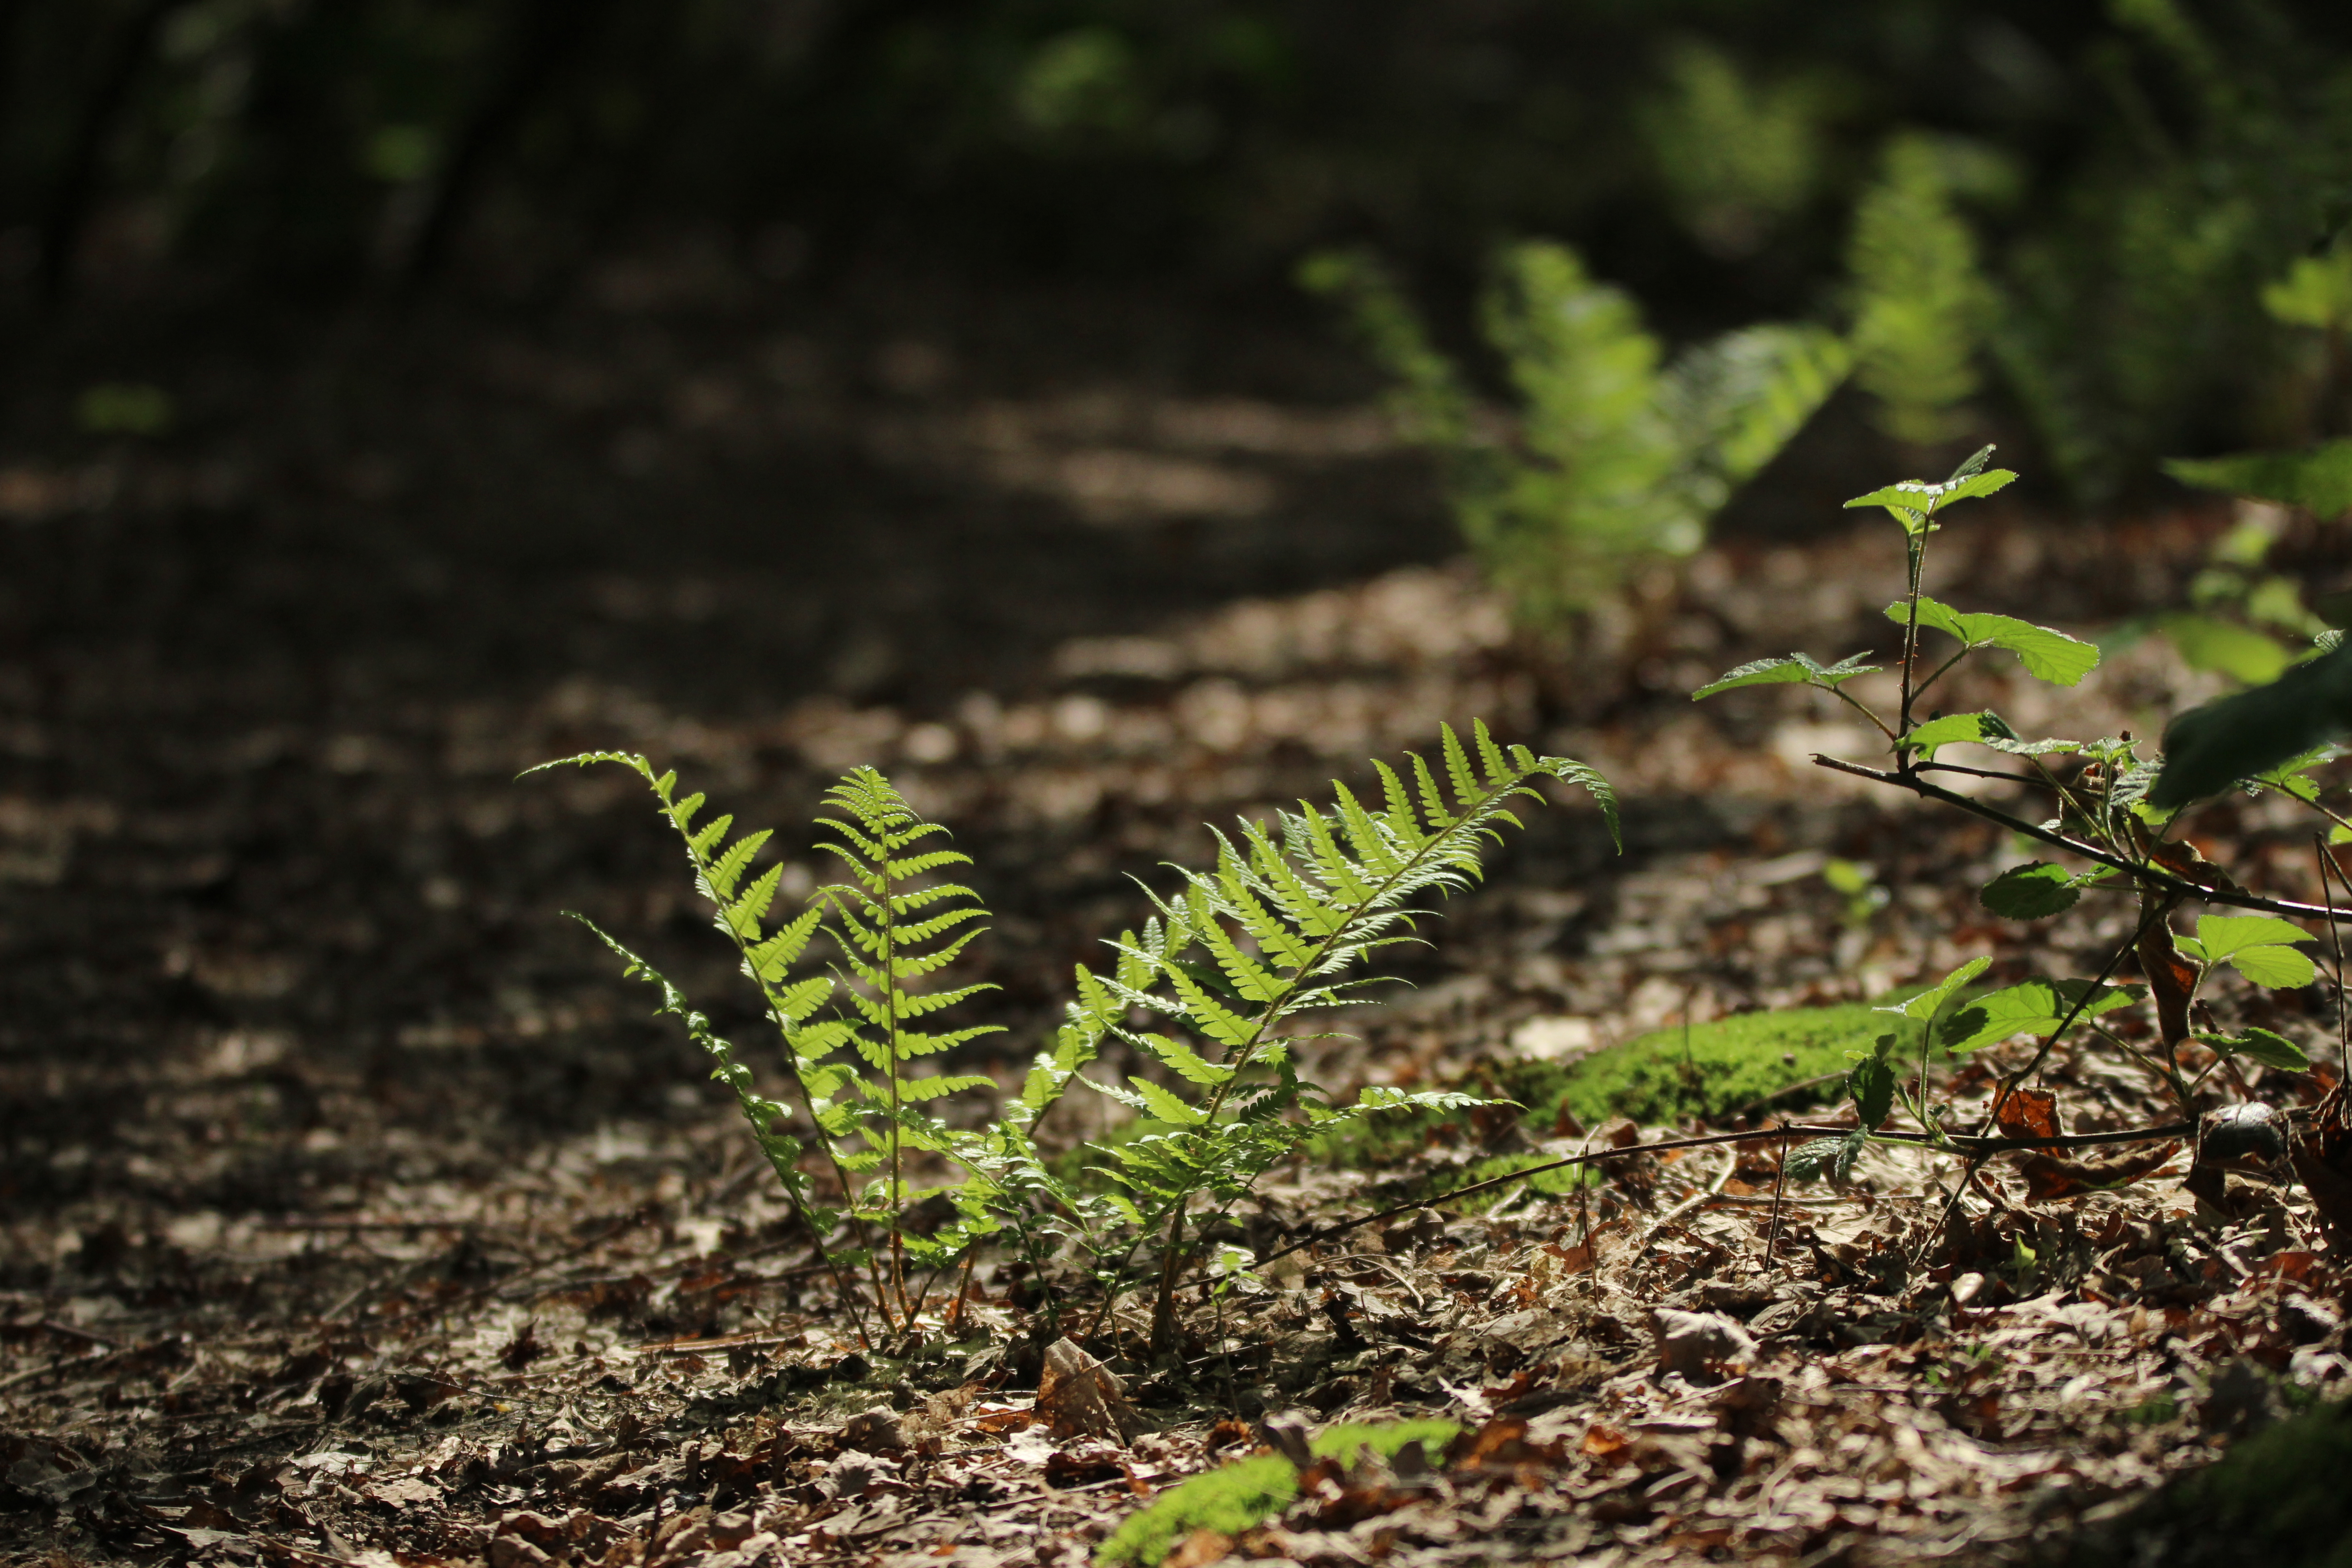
2318;835;2351;1064
1634;1147;1740;1253
1814;754;2352;924
1250;1117;2194;1267
1764;1125;1792;1270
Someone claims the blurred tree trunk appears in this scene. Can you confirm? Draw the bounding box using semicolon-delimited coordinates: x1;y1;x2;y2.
400;0;615;289
36;0;186;306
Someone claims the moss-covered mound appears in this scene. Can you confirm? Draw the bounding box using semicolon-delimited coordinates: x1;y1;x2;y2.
1098;1421;1459;1566
1542;1003;1890;1126
2070;1396;2352;1568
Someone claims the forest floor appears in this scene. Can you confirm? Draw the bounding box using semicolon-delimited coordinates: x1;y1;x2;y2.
3;273;2349;1568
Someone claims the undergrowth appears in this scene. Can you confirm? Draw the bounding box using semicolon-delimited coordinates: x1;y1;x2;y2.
534;723;1617;1351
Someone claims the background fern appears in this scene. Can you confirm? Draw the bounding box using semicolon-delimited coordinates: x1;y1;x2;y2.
1845;135;2004;446
1301;242;1847;622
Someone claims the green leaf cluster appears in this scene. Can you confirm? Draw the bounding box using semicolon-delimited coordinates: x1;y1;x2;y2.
1302;243;1847;621
534;725;1616;1343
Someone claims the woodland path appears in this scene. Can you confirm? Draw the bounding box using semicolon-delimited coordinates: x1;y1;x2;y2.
3;279;2341;1568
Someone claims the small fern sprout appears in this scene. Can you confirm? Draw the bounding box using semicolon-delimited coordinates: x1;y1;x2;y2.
810;766;1004;1329
1050;720;1618;1352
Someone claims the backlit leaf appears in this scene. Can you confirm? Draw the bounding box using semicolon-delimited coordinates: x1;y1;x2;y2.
1978;862;2080;920
1886;595;2098;686
1937;979;2137;1054
2196;1028;2311;1071
1692;650;1880;700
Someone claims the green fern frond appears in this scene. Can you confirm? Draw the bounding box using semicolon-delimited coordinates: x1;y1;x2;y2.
1040;720;1614;1347
810;764;1005;1323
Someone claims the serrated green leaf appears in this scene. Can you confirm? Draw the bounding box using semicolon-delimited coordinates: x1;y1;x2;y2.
1849;1051;1896;1131
1901;710;2019;758
1844;467;2018;533
2196;1028;2312;1071
2192;915;2317;991
1784;1128;1868;1183
2152;642;2352;808
1936;979;2137;1054
1978;862;2081;920
1886;596;2098;686
1878;956;1991;1022
1692;651;1881;701
2222;945;2318;989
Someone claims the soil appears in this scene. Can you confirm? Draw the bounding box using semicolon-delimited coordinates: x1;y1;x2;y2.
5;274;2350;1568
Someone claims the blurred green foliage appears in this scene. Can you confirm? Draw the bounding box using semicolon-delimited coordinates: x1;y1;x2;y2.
5;1;2352;515
1303;241;1846;617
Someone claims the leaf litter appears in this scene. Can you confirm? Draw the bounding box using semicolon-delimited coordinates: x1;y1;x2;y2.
7;493;2352;1568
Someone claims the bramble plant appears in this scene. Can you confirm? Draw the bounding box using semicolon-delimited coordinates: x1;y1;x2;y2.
535;723;1617;1350
1695;446;2342;1193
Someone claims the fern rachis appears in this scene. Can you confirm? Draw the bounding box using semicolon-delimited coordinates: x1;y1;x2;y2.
812;767;1003;1325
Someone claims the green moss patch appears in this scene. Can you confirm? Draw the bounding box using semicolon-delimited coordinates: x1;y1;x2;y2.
1543;1003;1890;1126
1098;1420;1460;1566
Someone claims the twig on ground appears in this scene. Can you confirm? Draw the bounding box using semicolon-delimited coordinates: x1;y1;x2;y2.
1254;1117;2195;1267
1815;754;2352;923
1635;1148;1740;1253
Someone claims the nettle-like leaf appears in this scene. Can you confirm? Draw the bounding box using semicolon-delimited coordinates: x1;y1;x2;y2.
1877;956;1990;1024
1979;861;2086;920
2152;642;2352;808
1884;595;2099;686
2177;914;2318;990
1937;979;2140;1054
2244;747;2337;806
1900;710;2019;759
1785;1128;1867;1183
1843;455;2016;536
1848;1034;1897;1130
2196;1028;2312;1072
1692;651;1879;701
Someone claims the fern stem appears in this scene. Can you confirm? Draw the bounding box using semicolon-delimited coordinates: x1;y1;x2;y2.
675;845;881;1348
880;849;911;1330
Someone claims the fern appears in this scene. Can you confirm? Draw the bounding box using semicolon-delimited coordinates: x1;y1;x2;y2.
1639;39;1831;260
1301;242;1846;622
527;753;1001;1340
810;766;1004;1325
1845;134;2002;446
1039;720;1617;1349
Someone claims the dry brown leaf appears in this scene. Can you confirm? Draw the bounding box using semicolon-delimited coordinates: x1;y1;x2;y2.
1993;1087;2061;1141
1036;1337;1148;1444
2016;1140;2180;1202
